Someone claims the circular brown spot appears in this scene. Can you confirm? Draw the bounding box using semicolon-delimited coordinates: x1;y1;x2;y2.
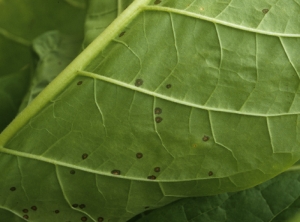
154;167;160;172
23;215;29;219
81;217;88;221
262;9;269;14
82;153;88;160
119;31;126;37
154;0;161;4
202;135;209;142
111;170;121;175
98;217;104;222
155;117;163;123
55;210;59;214
145;206;150;209
23;209;28;213
147;175;156;180
70;170;75;174
79;204;86;209
72;204;78;208
31;206;37;211
10;187;16;191
135;79;143;87
154;107;162;114
208;171;213;176
136;153;143;159
77;81;83;85
166;84;172;89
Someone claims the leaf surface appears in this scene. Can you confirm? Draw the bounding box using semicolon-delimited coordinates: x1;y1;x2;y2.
1;0;300;221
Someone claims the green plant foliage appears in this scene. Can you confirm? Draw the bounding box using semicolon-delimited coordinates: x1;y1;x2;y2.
1;0;300;221
130;170;300;222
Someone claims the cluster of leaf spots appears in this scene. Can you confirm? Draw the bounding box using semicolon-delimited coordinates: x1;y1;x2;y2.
20;205;38;220
147;175;156;180
154;107;163;123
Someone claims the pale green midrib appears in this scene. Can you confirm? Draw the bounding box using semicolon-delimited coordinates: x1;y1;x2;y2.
79;70;299;118
0;145;258;183
143;6;300;37
0;27;31;46
0;0;152;146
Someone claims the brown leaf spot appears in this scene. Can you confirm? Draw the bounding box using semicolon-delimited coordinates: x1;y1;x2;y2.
72;204;78;208
82;153;88;160
147;175;156;180
155;117;163;123
77;81;83;85
262;9;269;14
10;187;16;191
136;153;143;159
119;31;126;37
70;170;75;174
81;217;88;221
135;79;143;87
154;167;160;172
208;171;213;176
202;135;209;142
111;170;121;175
98;217;104;222
55;210;59;214
31;206;37;211
23;215;29;219
23;209;28;213
166;84;172;89
154;0;161;4
154;107;162;114
79;204;86;209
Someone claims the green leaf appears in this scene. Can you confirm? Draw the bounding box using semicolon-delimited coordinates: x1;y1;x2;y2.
130;170;300;222
1;0;300;221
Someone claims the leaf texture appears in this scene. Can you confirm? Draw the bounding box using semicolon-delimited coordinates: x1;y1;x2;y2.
1;0;300;221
